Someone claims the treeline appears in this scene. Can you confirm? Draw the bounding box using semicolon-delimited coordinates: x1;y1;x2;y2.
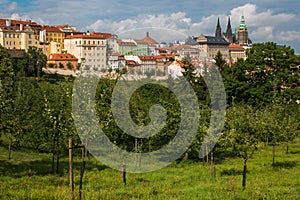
0;43;300;180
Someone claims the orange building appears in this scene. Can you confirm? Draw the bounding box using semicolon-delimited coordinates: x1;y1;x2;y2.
47;53;78;70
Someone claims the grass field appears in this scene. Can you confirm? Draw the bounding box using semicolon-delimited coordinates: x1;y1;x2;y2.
1;139;300;200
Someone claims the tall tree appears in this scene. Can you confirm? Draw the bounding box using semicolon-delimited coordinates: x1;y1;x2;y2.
23;46;47;77
221;42;300;106
0;46;16;159
214;50;226;69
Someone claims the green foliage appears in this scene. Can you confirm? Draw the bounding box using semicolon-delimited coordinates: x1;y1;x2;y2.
0;46;15;141
66;62;73;70
222;42;300;106
21;46;47;77
221;104;258;159
214;50;226;68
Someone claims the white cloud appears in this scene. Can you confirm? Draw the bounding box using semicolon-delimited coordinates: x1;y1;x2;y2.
86;3;299;51
276;31;300;42
6;1;17;12
230;3;295;28
251;26;274;41
9;13;49;25
86;12;192;42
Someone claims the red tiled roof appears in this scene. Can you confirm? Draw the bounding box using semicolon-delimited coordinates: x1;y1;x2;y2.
41;26;62;32
48;53;78;61
229;43;244;51
140;36;158;46
171;44;193;50
134;39;147;44
139;56;157;61
65;32;112;39
126;60;140;66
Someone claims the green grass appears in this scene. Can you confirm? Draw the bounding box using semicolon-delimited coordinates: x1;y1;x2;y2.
1;139;300;199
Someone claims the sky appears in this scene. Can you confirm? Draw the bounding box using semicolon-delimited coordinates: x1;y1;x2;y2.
0;0;300;53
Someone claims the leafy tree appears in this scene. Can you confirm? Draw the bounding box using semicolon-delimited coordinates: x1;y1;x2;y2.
220;104;258;189
67;62;74;70
214;50;226;69
0;46;15;159
23;46;47;77
221;42;300;106
255;102;300;166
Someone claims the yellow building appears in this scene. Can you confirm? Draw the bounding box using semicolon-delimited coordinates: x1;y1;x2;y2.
0;19;48;54
40;26;65;52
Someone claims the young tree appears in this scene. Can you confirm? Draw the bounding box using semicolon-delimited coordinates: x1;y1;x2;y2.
221;104;258;189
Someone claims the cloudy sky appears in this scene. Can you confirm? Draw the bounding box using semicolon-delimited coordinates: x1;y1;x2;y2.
1;0;300;53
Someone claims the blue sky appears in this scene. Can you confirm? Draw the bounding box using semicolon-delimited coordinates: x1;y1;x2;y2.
1;0;300;53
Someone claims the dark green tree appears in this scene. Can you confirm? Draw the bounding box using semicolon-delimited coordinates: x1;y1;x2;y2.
0;46;16;159
214;50;226;69
23;46;47;77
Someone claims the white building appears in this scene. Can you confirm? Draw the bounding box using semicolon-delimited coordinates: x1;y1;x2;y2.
64;32;112;70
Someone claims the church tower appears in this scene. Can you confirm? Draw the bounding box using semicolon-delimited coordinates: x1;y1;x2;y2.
225;17;234;43
215;17;222;38
237;15;249;45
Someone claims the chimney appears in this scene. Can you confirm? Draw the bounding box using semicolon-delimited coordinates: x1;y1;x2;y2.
87;30;90;36
146;32;149;37
6;19;11;27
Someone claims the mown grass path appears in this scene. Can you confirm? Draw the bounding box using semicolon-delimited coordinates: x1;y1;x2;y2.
1;139;300;199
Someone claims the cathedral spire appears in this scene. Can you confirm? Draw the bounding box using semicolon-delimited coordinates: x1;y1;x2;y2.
215;17;222;38
225;16;233;43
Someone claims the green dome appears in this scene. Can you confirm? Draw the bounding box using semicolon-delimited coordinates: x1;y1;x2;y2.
239;15;247;29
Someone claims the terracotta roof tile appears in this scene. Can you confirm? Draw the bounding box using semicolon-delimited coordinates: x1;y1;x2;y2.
48;53;78;61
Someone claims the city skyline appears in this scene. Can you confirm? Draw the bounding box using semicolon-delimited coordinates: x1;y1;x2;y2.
0;1;300;53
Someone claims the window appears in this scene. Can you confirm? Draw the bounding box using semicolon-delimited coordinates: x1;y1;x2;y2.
28;34;32;39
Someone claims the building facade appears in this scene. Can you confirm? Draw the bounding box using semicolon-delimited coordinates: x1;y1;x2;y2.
64;32;111;70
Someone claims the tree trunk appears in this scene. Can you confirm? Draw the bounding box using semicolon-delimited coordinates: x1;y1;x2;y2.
210;151;215;178
79;145;86;200
184;152;188;160
8;137;12;160
52;133;55;173
56;131;60;174
242;156;247;190
206;144;209;163
86;140;90;160
286;144;289;154
69;138;74;200
148;140;151;152
122;163;126;185
202;146;205;166
272;144;275;166
135;138;138;153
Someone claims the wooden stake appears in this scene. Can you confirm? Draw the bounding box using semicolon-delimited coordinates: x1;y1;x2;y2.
122;163;126;185
79;144;86;200
69;138;74;200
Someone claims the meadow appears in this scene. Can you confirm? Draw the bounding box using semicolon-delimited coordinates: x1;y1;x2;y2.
1;138;300;200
